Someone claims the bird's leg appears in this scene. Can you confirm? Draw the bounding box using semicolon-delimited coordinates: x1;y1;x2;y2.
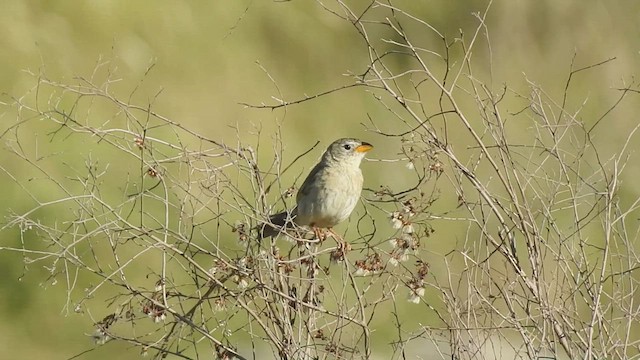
328;228;351;263
328;228;351;255
312;226;326;242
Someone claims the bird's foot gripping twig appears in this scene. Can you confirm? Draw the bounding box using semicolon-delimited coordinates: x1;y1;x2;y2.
312;227;328;242
324;228;350;263
311;227;345;243
329;237;351;263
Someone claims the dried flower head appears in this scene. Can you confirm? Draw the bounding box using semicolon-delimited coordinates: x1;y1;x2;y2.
134;136;145;149
402;223;415;234
154;279;164;292
215;344;238;360
233;274;249;289
143;302;166;323
407;285;426;304
232;221;249;244
415;260;430;279
278;260;296;274
143;290;167;323
407;278;425;304
214;298;226;312
91;327;111;345
390;200;417;233
325;343;339;355
301;257;319;277
91;313;117;344
330;242;351;263
390;211;404;229
401;198;416;218
284;186;296;198
389;233;420;264
429;160;444;173
355;253;384;276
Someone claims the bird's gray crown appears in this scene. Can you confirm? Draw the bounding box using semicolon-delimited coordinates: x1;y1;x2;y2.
322;138;373;163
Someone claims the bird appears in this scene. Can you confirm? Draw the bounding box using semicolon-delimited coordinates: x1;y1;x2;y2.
259;138;373;240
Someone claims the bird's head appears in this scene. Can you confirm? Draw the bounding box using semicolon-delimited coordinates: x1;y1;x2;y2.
323;138;373;166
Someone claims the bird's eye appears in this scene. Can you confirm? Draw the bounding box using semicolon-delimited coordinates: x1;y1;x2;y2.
343;144;352;150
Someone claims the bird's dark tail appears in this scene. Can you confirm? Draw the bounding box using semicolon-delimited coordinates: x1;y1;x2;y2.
258;210;296;239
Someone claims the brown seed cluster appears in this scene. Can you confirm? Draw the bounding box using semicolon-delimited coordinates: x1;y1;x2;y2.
407;260;430;304
330;241;351;263
232;221;249;243
354;253;384;276
134;136;145;149
92;313;117;344
142;284;167;323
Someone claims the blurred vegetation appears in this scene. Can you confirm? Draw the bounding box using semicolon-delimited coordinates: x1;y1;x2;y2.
1;1;640;359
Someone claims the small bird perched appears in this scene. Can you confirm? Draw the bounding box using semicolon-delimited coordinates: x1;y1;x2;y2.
260;138;373;240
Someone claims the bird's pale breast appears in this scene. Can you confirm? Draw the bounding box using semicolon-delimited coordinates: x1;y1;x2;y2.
295;162;363;228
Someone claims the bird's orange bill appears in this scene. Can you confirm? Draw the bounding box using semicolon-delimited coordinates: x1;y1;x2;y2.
355;143;373;153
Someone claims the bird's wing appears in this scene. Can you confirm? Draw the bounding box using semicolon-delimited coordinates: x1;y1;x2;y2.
297;161;325;201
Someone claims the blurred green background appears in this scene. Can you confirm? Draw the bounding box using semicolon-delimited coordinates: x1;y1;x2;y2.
1;1;639;359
